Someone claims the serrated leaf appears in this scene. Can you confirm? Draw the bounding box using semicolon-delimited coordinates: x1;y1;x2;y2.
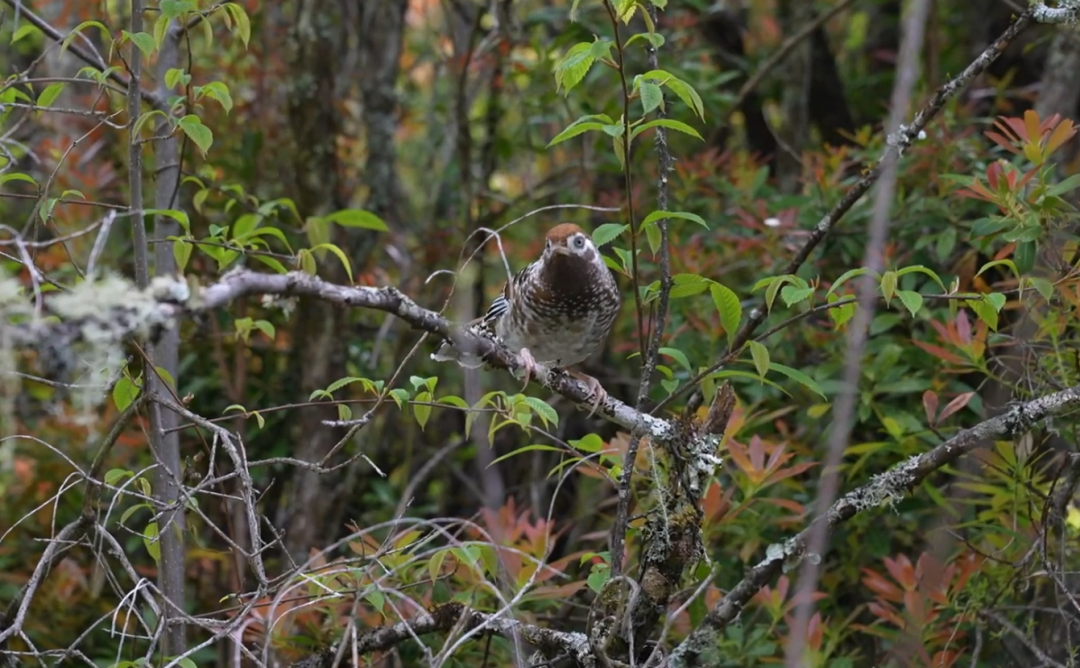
896;290;923;317
748;341;770;378
522;396;559;428
591;223;628;246
663;76;705;120
710;283;741;347
780;285;813;307
639;82;663;115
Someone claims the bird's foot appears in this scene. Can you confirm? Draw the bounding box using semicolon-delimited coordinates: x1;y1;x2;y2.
517;347;543;394
568;369;608;418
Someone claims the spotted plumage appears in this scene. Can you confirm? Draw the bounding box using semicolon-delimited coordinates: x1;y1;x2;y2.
433;223;621;411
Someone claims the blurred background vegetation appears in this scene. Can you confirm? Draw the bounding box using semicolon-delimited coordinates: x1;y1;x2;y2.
3;0;1080;666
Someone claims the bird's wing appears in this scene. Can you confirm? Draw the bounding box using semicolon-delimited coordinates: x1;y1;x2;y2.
481;262;531;326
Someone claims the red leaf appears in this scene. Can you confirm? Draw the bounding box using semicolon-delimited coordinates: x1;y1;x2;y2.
938;392;974;422
923;390;939;426
911;339;968;366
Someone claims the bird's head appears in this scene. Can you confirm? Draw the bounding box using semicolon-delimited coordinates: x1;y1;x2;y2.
543;223;597;263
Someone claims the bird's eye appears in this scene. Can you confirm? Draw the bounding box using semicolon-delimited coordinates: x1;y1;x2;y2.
572;236;586;249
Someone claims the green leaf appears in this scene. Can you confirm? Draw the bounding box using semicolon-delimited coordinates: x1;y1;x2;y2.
663;76;705;120
171;235;193;273
195;81;233;113
896;290;923;317
554;42;595;94
0;172;38;187
640;209;708;229
112;377;141;411
549;121;608;147
324;208;388;231
639;82;664;116
570;433;605;453
975;259;1018;284
669;273;711;299
145;208;191;234
104;468;133;486
630;118;703;141
643;218;661;254
985;292;1007;312
143;521;161;562
310;243;354;282
828;294;855;328
61;21;110;57
1026;276;1054;302
177;115;213;155
132;109;167;139
36;82;65;108
966;298;998;331
122;30;156;59
895;264;946;291
591;223;628;247
521;396;559;428
879;270;897;303
1046;172;1080;197
710;283;741;347
768;363;826;399
223;3;252;47
414;391;432;430
11;24;40;44
780;285;813;307
659;347;691;373
748;341;770;378
251;254;289;274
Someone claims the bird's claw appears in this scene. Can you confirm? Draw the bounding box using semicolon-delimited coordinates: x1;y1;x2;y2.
569;370;607;418
518;348;541;395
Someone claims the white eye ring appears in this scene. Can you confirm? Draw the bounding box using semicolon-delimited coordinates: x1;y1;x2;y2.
572;235;586;249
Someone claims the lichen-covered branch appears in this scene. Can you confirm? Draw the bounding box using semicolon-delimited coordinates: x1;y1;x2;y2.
667;383;1080;667
2;268;674;441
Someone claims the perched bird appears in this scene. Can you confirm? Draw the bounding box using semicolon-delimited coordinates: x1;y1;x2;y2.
433;223;622;412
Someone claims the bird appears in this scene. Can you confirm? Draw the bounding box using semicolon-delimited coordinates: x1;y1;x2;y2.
432;223;622;413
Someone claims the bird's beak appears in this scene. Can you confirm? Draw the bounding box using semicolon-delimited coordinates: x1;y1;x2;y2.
551;244;572;256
